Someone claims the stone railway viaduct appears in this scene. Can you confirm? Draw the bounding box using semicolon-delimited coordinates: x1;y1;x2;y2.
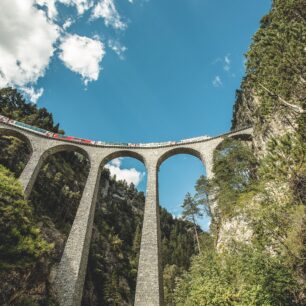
0;120;252;306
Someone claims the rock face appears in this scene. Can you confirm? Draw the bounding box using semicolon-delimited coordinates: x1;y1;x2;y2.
216;215;253;252
232;85;297;156
231;87;258;131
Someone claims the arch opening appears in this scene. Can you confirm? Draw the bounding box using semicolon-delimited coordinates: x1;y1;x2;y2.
158;152;211;305
211;136;256;212
82;154;147;306
227;133;253;142
157;147;204;170
29;144;91;244
0;127;33;177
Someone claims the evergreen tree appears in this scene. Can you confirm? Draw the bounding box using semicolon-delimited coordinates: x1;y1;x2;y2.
181;193;202;253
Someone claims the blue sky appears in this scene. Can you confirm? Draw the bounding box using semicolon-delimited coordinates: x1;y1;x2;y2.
0;0;271;230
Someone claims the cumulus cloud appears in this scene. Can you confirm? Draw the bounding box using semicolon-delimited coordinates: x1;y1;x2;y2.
212;75;223;88
92;0;127;30
108;39;127;59
105;158;145;187
59;34;105;85
0;0;59;88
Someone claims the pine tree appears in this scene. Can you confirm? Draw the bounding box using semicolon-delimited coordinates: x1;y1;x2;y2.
181;193;202;253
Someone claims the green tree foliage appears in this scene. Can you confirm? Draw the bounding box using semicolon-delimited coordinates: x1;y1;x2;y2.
0;87;61;132
0;135;31;177
0;165;52;268
194;175;211;209
30;151;90;234
163;264;184;306
212;138;257;218
160;207;197;270
232;0;306;131
175;242;300;305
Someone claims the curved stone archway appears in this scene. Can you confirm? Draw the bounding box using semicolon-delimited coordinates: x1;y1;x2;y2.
100;149;147;169
0;127;34;178
228;133;253;141
0;127;33;153
157;146;204;170
19;142;91;198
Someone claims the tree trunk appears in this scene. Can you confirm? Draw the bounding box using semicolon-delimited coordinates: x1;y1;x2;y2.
192;215;201;253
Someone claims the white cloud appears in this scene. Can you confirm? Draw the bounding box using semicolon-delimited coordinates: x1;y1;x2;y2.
63;17;74;29
224;55;230;65
212;75;223;88
110;158;122;167
0;0;59;88
105;158;145;186
59;0;94;15
35;1;94;20
92;0;127;30
59;34;105;85
35;0;58;19
20;86;44;103
212;54;232;72
108;39;127;59
224;55;231;71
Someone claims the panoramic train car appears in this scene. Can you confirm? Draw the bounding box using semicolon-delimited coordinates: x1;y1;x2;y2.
0;115;96;145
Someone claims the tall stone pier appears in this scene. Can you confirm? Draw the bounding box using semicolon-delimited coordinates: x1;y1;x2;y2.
134;160;163;306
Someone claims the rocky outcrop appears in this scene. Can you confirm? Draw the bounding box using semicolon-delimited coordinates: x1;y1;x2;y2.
216;215;252;252
231;82;298;156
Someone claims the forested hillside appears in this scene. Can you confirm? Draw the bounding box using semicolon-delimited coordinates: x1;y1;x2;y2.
0;88;198;305
173;0;305;305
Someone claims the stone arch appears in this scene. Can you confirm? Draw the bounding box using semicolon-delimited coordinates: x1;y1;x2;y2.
227;132;253;141
0;127;34;177
213;132;254;154
0;127;33;152
157;147;204;170
27;142;91;224
40;143;91;163
100;150;146;168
